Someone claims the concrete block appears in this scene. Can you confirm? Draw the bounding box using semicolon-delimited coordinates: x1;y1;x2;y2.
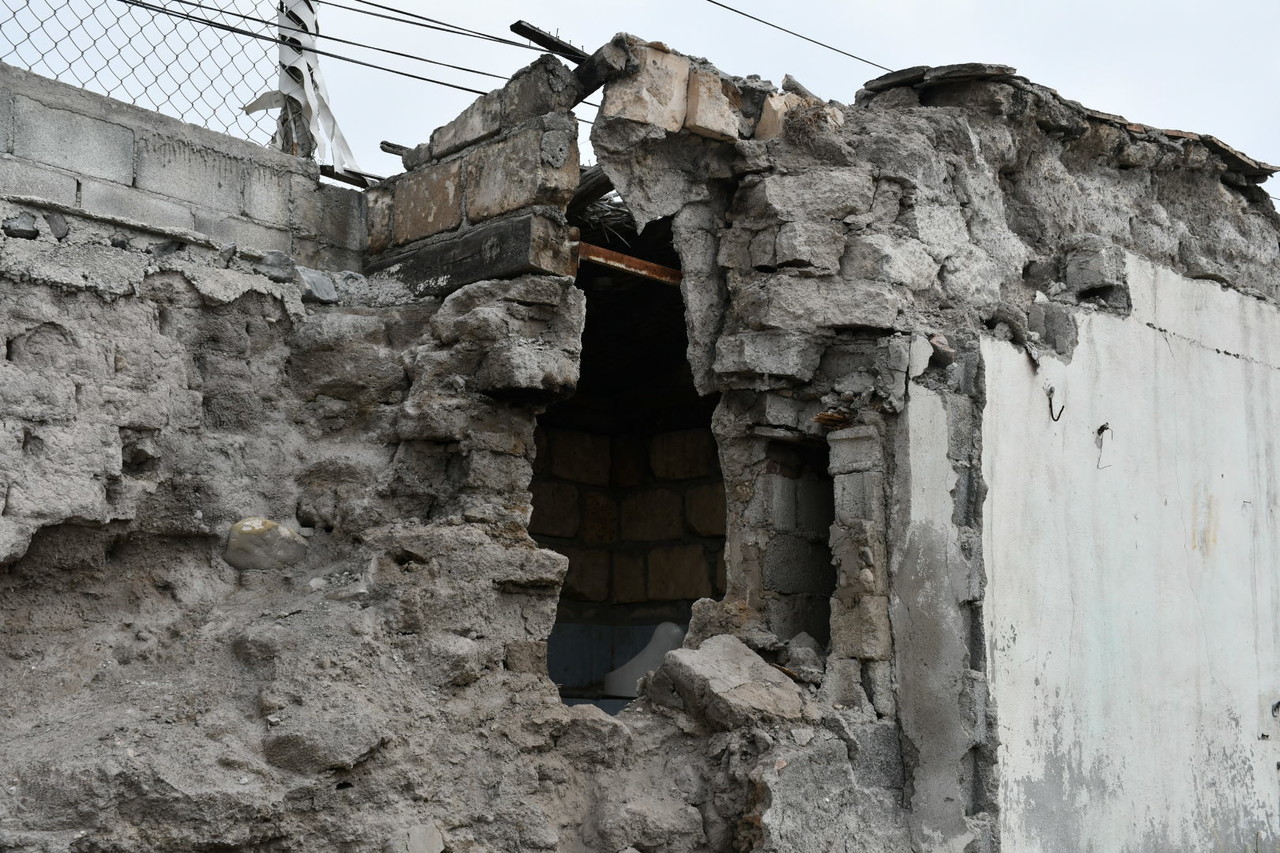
505;640;547;675
549;429;611;485
292;239;362;274
429;89;502;160
194;211;290;253
833;471;885;527
620;488;683;540
12;96;134;184
244;163;291;226
365;182;394;254
713;331;822;382
599;45;690;132
763;533;835;595
686;483;726;537
776;221;843;271
136;134;244;212
831;519;887;596
561;546;610;601
828;425;882;474
648;544;711;600
830;595;892;660
501;54;582;126
650;428;715;479
293;181;365;251
79;179;195;231
843;233;939;292
0;92;12;152
795;478;834;534
613;553;647;603
849;719;905;788
0;155;78;205
746;277;904;332
862;659;896;717
685;69;741;142
528;481;580;538
581;490;618;545
392;160;462;245
464;124;578;223
750;170;876;222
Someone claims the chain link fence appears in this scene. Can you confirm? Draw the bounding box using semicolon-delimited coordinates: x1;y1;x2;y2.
1;0;278;143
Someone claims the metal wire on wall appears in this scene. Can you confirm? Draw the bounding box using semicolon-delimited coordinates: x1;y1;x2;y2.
0;0;277;143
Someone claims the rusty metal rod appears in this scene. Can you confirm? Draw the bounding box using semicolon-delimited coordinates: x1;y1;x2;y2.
576;242;683;286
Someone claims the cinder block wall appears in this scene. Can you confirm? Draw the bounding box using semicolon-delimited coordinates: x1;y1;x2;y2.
0;62;365;270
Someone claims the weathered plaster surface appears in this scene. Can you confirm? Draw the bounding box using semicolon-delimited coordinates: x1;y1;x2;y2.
983;254;1280;851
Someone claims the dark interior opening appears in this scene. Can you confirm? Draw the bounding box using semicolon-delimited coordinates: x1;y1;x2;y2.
533;207;723;712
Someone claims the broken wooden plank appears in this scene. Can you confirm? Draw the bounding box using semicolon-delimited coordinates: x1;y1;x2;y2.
510;20;590;64
577;241;682;286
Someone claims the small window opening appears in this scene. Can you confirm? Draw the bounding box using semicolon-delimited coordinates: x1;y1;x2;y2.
533;209;724;713
760;440;836;646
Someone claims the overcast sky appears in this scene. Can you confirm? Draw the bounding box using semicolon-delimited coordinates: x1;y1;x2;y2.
308;0;1278;193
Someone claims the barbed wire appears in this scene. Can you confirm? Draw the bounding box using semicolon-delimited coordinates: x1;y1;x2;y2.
0;0;278;142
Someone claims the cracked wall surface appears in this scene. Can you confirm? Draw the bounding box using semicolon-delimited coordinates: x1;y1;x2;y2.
2;30;1279;853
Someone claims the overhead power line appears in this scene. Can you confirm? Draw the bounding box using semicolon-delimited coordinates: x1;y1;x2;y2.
316;0;544;53
151;0;510;80
702;0;892;73
118;0;490;94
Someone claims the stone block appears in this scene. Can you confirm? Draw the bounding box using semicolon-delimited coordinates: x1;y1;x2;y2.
528;481;580;538
613;553;647;603
830;519;887;596
80;179;195;231
581;490;618;545
657;634;805;729
843;233;938;292
505;640;548;674
611;435;648;486
863;659;896;717
746;170;875;222
384;823;445;853
549;429;611;485
476;338;579;398
464;124;578;223
365;182;394;254
650;428;715;479
0;156;78;205
713;331;821;382
620;489;684;540
828;425;882;474
763;533;835;595
775;221;843;271
13;95;134;184
753;91;804;141
684;68;741;142
648;545;712;600
136;134;243;212
833;471;885;527
756;276;905;332
561;546;610;601
501;54;582;125
393;159;463;245
223;517;308;572
686;483;726;537
429;88;502;159
817;658;870;709
598;45;690;132
830;595;892;661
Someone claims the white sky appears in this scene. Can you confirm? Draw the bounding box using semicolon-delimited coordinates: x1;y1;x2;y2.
314;0;1279;194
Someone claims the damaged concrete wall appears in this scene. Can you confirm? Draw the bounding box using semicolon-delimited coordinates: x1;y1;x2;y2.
3;29;1280;853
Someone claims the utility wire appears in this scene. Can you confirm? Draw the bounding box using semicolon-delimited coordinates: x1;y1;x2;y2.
315;0;544;53
702;0;891;73
148;0;510;80
118;0;490;94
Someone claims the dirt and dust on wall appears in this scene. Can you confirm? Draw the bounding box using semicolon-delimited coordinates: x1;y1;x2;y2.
1;23;1278;853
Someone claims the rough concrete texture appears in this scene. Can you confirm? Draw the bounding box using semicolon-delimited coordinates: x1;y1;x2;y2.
3;33;1279;853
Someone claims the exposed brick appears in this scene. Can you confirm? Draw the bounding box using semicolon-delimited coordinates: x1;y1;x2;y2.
828;425;883;474
529;481;580;538
611;435;648;486
620;489;684;541
464;124;578;223
549;429;610;485
561;546;610;601
429;89;502;159
13;96;134;184
650;429;716;479
393;160;463;246
686;483;726;536
613;552;647;603
830;595;892;661
648;545;711;601
581;490;618;545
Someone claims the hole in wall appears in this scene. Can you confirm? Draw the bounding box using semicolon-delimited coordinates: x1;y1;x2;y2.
534;212;724;713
